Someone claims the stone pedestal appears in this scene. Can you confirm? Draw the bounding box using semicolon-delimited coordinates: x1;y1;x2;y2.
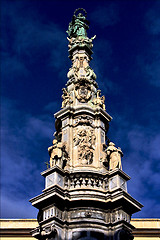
30;167;142;240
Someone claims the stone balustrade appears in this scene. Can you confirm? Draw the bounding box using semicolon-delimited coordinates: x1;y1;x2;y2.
64;175;108;191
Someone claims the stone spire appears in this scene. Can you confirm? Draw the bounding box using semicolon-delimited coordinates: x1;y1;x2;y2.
30;9;143;240
46;8;111;172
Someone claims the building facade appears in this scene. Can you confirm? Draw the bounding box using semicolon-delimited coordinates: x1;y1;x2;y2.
1;219;160;240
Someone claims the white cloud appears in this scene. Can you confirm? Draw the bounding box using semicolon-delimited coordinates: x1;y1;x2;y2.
108;114;160;217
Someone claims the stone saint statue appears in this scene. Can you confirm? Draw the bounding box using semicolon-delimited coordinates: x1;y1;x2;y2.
66;8;89;38
106;142;123;170
61;88;73;108
48;139;63;168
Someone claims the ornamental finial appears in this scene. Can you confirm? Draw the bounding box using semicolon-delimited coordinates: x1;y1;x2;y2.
66;8;89;38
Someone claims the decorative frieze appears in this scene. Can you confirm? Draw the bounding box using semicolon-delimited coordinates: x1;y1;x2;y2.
43;206;130;225
73;115;95;128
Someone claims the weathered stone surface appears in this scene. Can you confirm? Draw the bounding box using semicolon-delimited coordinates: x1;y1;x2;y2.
30;9;143;240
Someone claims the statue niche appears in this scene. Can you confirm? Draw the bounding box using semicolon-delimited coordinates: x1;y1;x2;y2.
106;142;123;170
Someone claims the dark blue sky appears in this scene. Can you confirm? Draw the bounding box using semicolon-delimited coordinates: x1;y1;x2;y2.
1;0;160;219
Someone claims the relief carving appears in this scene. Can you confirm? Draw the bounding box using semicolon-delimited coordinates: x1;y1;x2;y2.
73;127;96;165
67;36;96;50
85;65;97;80
75;81;92;103
73;115;94;127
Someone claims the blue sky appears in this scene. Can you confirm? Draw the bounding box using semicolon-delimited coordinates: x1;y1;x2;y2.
1;0;160;219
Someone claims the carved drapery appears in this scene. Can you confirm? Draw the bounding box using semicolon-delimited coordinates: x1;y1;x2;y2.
73;127;96;165
106;142;123;170
61;88;73;108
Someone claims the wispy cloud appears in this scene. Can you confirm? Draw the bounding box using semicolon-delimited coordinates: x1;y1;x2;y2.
90;38;121;96
136;43;160;87
1;98;54;218
108;112;160;218
1;195;38;218
136;1;160;87
1;0;160;220
145;1;160;35
1;0;67;84
90;3;119;28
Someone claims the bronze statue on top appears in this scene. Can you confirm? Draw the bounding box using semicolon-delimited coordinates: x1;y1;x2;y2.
66;8;89;38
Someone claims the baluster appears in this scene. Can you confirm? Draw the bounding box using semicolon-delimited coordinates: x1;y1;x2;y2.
99;179;103;189
93;178;97;188
85;178;87;186
74;178;77;188
80;177;83;187
88;178;92;187
104;178;109;190
82;178;86;187
76;178;81;188
64;177;69;188
70;178;74;189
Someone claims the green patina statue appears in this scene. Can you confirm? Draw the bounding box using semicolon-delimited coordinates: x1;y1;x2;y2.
67;8;89;38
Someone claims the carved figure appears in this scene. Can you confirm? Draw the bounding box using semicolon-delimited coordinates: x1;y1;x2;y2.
68;53;96;81
48;140;69;169
67;35;96;50
73;115;94;128
92;90;106;110
41;227;57;238
74;128;96;165
61;88;73;108
66;8;89;38
106;142;123;170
